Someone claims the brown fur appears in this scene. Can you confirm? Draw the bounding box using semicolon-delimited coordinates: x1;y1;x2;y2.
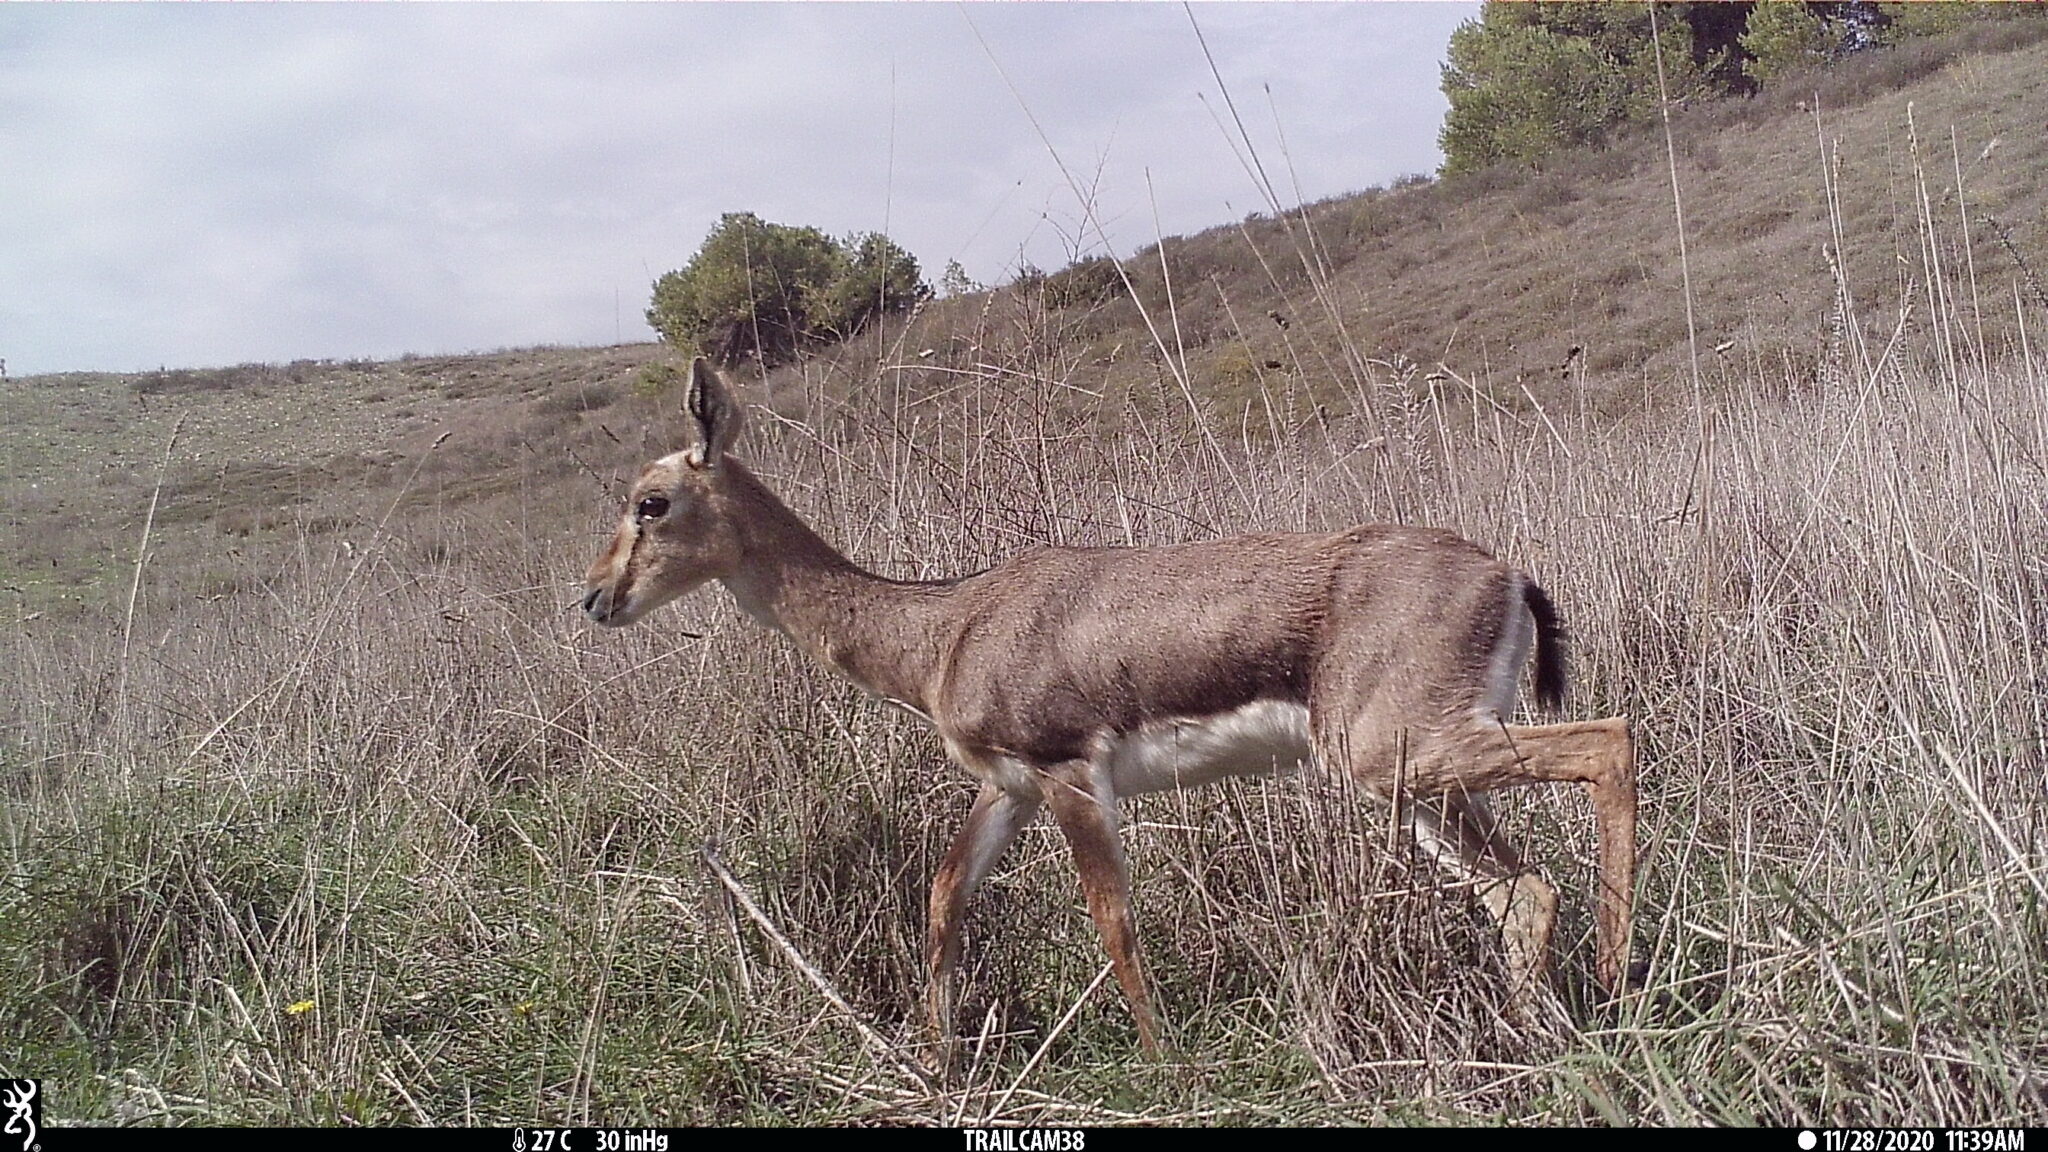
584;361;1638;1058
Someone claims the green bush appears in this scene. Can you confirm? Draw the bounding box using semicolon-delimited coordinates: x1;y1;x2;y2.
646;213;929;369
634;361;685;398
1440;3;1711;177
1438;1;2047;178
1741;2;1845;85
816;232;932;341
939;259;980;298
1041;256;1127;310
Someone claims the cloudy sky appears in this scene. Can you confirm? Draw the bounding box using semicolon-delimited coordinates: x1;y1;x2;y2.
1;2;1476;376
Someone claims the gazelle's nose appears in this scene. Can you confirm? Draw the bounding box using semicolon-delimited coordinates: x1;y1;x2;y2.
581;585;609;620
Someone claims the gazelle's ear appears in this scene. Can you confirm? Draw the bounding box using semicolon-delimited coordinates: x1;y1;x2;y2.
685;357;744;467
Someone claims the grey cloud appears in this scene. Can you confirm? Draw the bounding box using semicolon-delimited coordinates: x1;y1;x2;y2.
0;2;1474;375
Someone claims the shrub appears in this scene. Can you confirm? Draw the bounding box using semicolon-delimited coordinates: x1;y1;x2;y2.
1741;2;1846;85
1041;256;1128;310
1439;3;1712;177
635;361;684;398
816;232;932;341
646;214;930;369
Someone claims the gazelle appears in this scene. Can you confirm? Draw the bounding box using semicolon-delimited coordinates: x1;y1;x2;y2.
582;360;1637;1055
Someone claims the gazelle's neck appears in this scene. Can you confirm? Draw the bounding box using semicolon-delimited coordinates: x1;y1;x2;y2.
716;460;952;710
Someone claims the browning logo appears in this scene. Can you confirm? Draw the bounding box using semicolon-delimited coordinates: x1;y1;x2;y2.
0;1080;37;1152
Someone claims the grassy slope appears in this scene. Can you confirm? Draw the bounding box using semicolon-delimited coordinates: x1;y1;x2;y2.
4;25;2048;1127
830;20;2048;421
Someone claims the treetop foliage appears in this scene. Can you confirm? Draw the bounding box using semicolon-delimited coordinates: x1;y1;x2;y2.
1739;2;1843;84
1439;2;2039;178
1440;3;1709;177
647;213;931;369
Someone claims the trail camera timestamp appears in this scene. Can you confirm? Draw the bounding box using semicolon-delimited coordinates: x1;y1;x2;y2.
1949;1134;2026;1152
1812;1132;2024;1152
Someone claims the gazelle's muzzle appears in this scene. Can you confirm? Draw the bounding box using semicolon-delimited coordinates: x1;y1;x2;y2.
582;523;639;626
581;581;632;626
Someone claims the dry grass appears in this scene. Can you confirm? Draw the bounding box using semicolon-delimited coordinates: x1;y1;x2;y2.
837;24;2048;422
5;23;2048;1130
7;321;2047;1125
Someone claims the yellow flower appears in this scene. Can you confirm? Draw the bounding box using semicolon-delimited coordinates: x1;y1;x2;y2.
286;1000;316;1016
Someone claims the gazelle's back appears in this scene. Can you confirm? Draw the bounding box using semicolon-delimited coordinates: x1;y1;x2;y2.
927;524;1533;778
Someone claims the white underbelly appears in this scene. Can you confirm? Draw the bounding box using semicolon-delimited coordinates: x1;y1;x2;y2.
1103;699;1313;797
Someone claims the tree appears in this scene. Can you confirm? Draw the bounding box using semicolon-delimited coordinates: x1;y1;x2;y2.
1441;16;1624;176
1870;1;2028;47
1439;3;1713;177
817;232;932;340
1438;0;2045;175
940;259;980;298
1740;2;1846;84
646;214;929;368
1040;255;1126;310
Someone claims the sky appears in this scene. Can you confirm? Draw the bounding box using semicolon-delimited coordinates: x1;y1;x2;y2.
0;2;1477;377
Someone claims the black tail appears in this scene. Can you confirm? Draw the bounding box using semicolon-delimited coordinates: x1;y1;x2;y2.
1523;581;1568;711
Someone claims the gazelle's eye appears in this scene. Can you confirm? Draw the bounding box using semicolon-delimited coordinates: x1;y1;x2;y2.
636;496;670;521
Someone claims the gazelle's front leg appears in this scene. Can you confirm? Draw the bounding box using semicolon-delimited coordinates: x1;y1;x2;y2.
928;781;1039;1063
1038;759;1163;1052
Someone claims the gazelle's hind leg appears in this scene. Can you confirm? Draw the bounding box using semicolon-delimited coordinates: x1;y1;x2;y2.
928;781;1040;1066
1493;717;1637;992
1395;715;1636;997
1407;791;1561;1001
1038;759;1163;1053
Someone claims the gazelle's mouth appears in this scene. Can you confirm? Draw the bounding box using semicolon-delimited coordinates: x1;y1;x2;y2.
581;585;634;626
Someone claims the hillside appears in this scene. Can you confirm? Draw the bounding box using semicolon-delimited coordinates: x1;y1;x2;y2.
809;18;2048;416
6;21;2047;613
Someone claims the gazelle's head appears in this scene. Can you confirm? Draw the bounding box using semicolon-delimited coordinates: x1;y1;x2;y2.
581;358;747;627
